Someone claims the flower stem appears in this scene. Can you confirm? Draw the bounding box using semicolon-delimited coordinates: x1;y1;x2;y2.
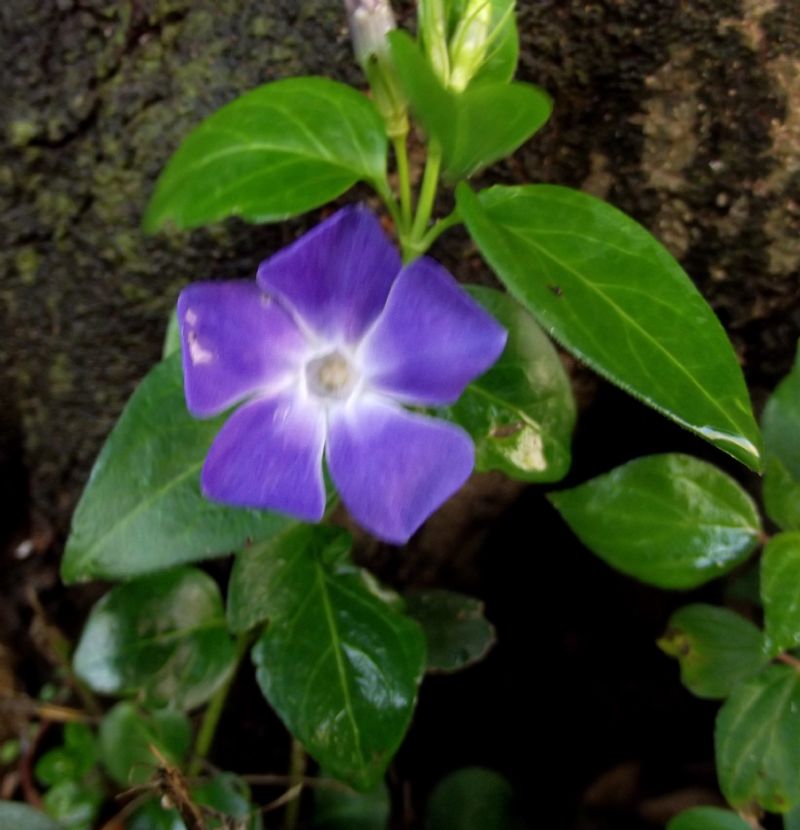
410;140;443;244
374;178;402;231
392;133;413;232
283;738;307;830
418;209;461;251
189;631;253;776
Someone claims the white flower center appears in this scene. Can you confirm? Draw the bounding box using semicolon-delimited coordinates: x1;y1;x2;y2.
305;350;358;401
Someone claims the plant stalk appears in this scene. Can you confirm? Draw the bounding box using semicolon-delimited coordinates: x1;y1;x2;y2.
409;140;443;245
392;132;413;231
189;631;252;776
283;738;307;830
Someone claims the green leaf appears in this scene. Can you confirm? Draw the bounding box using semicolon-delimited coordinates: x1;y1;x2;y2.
763;346;800;477
74;568;236;710
163;309;180;359
658;604;766;699
193;773;263;830
128;801;183;830
143;77;388;232
313;780;390;830
250;527;426;790
129;775;262;830
441;285;575;482
0;802;65;830
785;804;800;830
426;768;522;830
41;781;103;830
99;702;191;787
62;353;290;583
456;183;763;471
389;31;550;182
35;724;98;787
667;806;753;830
761;532;800;656
405;589;496;673
227;524;350;633
716;664;800;812
762;348;800;529
548;454;762;589
763;457;800;533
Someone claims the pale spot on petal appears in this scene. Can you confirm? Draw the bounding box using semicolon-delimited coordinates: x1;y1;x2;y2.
188;331;214;365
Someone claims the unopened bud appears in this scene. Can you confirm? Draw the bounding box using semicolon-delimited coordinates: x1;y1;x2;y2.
448;0;492;92
344;0;397;66
418;0;451;86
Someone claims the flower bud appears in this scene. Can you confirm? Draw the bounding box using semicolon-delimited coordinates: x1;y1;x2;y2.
448;0;492;92
344;0;397;66
418;0;451;86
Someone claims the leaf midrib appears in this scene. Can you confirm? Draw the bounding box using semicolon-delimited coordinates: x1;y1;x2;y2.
499;221;747;441
315;562;366;771
69;461;202;574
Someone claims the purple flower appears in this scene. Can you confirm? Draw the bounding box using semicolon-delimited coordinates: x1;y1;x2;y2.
177;206;507;544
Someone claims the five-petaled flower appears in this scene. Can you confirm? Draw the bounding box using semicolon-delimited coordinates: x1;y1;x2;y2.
178;206;507;544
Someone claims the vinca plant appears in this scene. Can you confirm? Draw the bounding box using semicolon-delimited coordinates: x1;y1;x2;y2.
5;1;796;829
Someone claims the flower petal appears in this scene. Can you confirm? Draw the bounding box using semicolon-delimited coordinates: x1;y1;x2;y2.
359;257;508;405
202;393;326;521
256;205;401;344
327;397;474;543
178;281;308;417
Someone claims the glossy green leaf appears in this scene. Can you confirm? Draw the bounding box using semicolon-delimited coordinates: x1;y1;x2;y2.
763;346;800;476
761;532;800;656
658;604;766;699
456;183;762;470
143;78;388;232
548;454;762;589
313;780;390;830
0;803;64;830
227;524;350;633
41;781;103;830
426;768;522;830
716;664;800;812
74;568;236;710
405;589;496;673
763;458;800;532
251;527;426;790
62;353;290;583
667;807;753;830
99;702;191;787
389;31;550;182
762;348;800;529
442;285;575;482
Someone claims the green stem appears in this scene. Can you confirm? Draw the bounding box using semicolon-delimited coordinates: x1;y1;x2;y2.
283;738;307;830
374;179;402;231
189;631;252;776
392;133;413;232
410;141;443;244
417;210;461;253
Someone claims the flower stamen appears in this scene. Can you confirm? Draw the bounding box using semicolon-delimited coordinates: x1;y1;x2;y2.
306;351;357;401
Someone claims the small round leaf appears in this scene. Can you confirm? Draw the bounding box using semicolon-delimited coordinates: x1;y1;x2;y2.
74;568;236;710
